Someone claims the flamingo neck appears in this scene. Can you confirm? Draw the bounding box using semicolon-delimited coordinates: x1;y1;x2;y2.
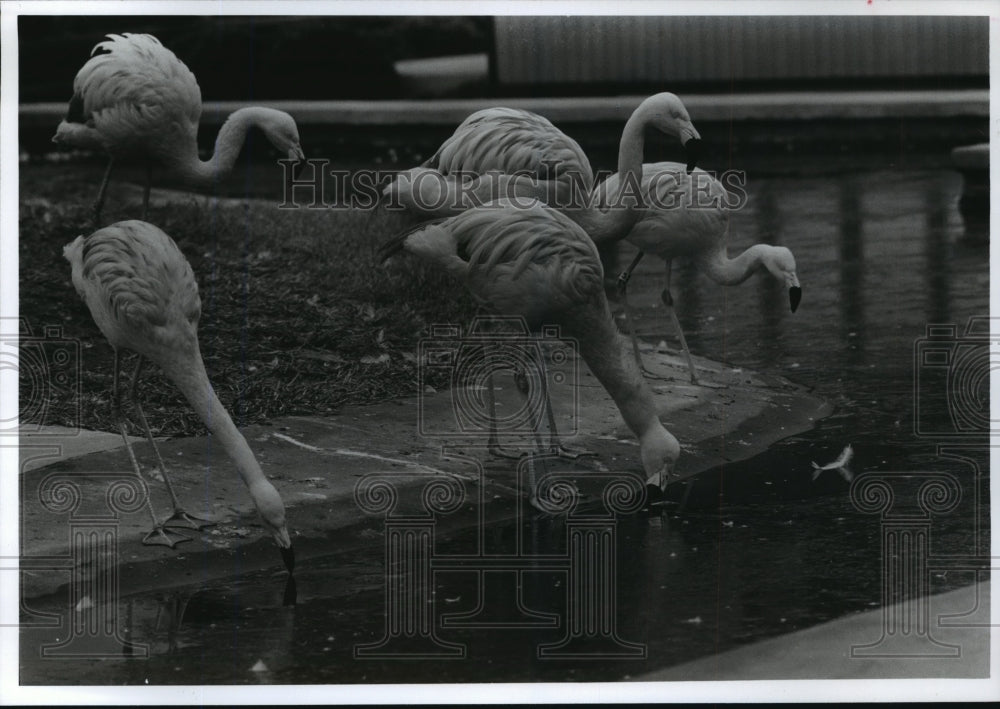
571;104;650;243
564;297;662;438
699;242;771;286
164;354;263;486
162;352;289;542
172;108;264;187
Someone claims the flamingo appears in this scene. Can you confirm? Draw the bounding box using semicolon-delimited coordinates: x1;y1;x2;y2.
384;93;701;243
597;163;802;384
64;220;294;573
379;199;681;499
52;33;306;226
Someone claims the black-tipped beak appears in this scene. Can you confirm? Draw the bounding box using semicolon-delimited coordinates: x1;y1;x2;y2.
288;147;307;181
280;544;295;575
789;286;802;313
684;138;702;174
282;575;298;607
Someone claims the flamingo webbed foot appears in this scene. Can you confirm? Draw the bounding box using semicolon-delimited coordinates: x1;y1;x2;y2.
142;526;192;548
488;441;528;460
550;443;596;460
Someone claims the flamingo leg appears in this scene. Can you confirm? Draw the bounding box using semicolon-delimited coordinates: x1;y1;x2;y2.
618;252;672;381
535;341;594;459
661;261;700;385
617;251;646;370
485;364;524;460
522;358;554;513
127;356;214;530
112;351;190;548
92;157;115;229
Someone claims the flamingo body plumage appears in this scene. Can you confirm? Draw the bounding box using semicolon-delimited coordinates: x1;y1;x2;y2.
55;34;202;161
380;200;681;490
426;106;595;193
65;220;293;567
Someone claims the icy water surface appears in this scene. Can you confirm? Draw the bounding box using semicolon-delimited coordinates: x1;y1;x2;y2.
20;165;990;684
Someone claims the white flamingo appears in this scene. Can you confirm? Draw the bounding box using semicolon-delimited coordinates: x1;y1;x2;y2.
597;163;802;384
379;199;681;499
52;33;306;226
384;93;701;243
64;220;294;572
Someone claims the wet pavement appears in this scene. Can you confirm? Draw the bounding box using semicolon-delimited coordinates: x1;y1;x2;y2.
18;162;991;684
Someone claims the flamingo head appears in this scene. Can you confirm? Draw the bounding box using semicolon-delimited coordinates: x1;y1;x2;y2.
644;92;702;174
382;167;452;212
249;479;295;574
256;108;305;166
639;424;681;492
763;246;801;313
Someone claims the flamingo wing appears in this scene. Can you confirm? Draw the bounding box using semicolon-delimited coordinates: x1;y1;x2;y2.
395;200;603;324
67;33;202;155
71;220;201;355
596;162;729;258
426;108;595;193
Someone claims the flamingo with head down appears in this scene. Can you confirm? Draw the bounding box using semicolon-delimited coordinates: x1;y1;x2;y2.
64;220;294;574
597;163;802;383
53;33;306;226
379;199;681;502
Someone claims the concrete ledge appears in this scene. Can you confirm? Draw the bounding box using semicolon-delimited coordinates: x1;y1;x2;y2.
21;89;988;128
19;425;152;473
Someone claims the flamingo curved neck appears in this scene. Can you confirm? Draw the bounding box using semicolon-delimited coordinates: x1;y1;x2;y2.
172;108;264;187
564;299;661;438
162;353;269;491
700;243;772;286
573;102;659;243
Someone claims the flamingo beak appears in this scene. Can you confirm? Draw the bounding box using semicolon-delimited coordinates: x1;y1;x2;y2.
790;286;802;313
288;146;307;181
279;544;295;575
283;574;298;606
645;460;676;493
787;273;802;312
683;138;702;175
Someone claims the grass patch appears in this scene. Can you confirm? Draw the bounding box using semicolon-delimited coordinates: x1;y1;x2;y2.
19;163;478;436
